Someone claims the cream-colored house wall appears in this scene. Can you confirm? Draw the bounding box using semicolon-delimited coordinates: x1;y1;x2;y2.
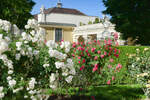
63;28;73;42
45;28;54;41
44;27;73;42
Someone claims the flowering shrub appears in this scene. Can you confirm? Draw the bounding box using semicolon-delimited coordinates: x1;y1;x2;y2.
127;47;150;97
0;19;75;100
0;19;124;100
71;37;123;86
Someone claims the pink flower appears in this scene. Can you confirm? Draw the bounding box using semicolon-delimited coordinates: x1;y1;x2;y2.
109;58;114;63
91;96;95;100
114;54;119;58
44;40;47;44
104;52;107;56
72;43;76;48
116;64;122;70
107;39;112;45
77;47;82;50
114;48;118;53
107;80;111;85
88;42;92;44
78;61;81;64
118;64;122;69
88;53;90;57
94;56;98;60
80;65;85;71
108;65;112;68
93;64;98;72
115;41;119;46
72;54;75;57
81;48;85;51
82;59;86;63
97;50;101;54
78;56;81;59
112;76;115;81
85;49;88;53
91;48;96;52
100;55;104;58
113;32;118;40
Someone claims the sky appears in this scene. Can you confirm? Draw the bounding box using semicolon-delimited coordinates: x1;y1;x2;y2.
31;0;106;18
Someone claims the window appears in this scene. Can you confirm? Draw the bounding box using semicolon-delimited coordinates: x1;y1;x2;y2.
55;28;62;42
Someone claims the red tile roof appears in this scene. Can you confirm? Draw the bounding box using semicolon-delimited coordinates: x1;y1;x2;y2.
44;7;87;16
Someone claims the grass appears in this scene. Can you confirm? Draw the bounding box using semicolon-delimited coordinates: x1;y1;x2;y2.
49;84;145;100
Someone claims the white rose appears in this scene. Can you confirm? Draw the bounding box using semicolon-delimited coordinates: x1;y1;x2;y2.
65;76;73;83
8;70;13;74
0;93;4;99
8;79;16;87
0;87;3;92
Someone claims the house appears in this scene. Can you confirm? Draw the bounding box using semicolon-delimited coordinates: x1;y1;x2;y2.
34;1;124;45
34;1;99;42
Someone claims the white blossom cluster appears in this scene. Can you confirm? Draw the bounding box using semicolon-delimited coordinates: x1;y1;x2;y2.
23;19;45;44
49;73;58;89
0;34;9;54
48;49;67;60
0;86;4;99
0;54;16;88
0;19;11;32
0;19;76;100
25;19;38;30
60;41;71;53
25;77;38;100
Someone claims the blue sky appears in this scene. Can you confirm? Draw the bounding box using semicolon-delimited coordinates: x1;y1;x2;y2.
31;0;106;18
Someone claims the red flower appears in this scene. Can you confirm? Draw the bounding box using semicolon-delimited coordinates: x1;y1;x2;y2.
88;53;90;57
91;96;95;100
114;54;119;58
80;65;85;71
107;80;111;85
82;59;86;63
78;56;81;59
85;49;88;53
72;54;75;57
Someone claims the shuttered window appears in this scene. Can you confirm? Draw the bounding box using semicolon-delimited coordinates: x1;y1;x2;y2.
55;28;62;42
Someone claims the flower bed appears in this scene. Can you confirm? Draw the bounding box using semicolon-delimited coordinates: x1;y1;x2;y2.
0;19;124;100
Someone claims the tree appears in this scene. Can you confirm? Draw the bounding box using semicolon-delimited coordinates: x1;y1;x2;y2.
103;0;150;45
0;0;35;29
93;18;100;24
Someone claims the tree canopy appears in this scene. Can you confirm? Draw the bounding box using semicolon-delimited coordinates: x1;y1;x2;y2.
0;0;35;29
103;0;150;45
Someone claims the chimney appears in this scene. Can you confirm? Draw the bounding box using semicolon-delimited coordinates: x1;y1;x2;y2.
57;0;62;8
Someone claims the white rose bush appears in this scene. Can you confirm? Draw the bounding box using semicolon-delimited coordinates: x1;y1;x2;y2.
127;47;150;98
0;19;76;100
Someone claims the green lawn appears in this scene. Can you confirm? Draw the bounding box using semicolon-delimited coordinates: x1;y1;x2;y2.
49;84;145;100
